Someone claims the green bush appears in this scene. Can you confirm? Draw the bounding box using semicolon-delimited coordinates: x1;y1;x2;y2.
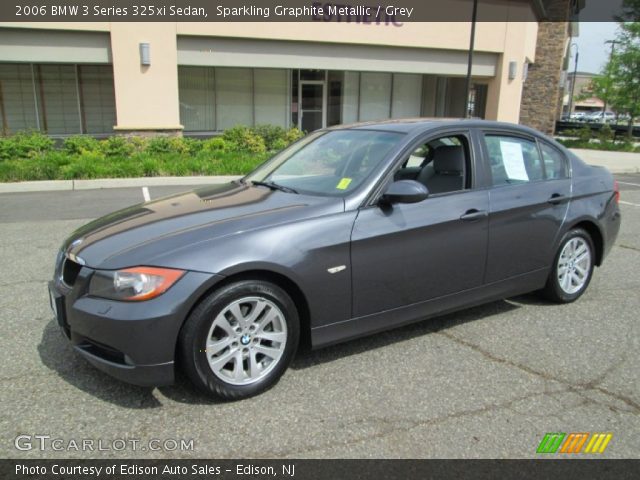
128;136;150;154
63;136;102;156
100;136;134;157
146;136;195;155
283;127;305;144
181;137;203;155
270;138;289;151
562;128;581;138
252;125;286;150
0;124;303;181
0;131;55;160
578;125;593;143
222;125;266;153
597;124;615;143
202;136;229;153
556;137;640;153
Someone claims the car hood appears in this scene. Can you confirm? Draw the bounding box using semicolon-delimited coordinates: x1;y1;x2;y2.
62;182;344;270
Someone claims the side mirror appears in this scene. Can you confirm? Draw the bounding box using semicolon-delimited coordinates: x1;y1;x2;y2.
381;180;429;205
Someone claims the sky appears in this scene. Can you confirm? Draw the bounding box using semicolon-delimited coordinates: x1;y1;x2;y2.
572;22;620;75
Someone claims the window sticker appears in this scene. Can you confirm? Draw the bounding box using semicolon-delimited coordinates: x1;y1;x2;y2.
499;141;529;181
336;178;353;190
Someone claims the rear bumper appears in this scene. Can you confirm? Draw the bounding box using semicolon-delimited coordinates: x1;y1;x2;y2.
602;196;621;262
49;269;221;387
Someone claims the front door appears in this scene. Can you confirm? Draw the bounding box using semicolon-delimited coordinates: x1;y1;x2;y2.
299;81;326;132
351;191;490;317
350;132;489;318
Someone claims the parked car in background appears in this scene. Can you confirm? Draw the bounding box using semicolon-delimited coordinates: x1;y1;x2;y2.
49;119;622;400
569;112;588;122
585;111;616;123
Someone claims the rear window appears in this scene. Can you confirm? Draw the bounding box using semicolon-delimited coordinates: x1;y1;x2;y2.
483;135;544;186
539;141;569;179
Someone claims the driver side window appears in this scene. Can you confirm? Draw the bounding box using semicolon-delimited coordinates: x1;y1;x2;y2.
394;134;470;195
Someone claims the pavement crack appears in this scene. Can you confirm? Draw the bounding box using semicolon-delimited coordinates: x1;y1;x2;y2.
437;331;640;415
0;279;47;288
617;244;640;253
238;389;570;458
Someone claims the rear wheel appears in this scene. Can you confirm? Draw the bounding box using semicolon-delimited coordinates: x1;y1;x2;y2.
179;280;299;400
541;228;595;303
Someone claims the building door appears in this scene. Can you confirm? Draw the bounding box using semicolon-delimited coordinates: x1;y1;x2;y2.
299;81;326;132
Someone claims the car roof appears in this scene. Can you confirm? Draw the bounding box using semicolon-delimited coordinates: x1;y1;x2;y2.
325;118;546;137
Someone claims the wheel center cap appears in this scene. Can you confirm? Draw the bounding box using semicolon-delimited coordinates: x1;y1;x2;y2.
240;334;251;345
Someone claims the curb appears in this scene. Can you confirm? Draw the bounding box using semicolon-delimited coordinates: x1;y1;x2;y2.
0;175;242;194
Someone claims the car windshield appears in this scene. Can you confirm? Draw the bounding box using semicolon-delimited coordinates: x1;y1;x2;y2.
245;129;404;196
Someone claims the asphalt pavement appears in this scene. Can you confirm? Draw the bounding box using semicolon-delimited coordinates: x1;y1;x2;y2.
0;176;638;459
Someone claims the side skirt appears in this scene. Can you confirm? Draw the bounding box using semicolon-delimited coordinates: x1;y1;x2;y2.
310;268;548;349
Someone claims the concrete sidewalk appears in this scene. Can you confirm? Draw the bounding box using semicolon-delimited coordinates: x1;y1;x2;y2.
0;149;638;194
571;149;640;174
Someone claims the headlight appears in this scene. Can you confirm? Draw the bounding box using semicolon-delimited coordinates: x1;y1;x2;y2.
89;266;185;301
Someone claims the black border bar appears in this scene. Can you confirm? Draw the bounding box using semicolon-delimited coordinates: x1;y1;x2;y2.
0;0;637;22
2;459;640;480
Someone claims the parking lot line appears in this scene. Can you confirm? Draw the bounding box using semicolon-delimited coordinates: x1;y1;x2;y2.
618;181;640;187
620;200;640;207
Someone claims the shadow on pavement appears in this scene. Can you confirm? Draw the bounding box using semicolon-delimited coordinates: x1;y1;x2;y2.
38;319;163;409
39;297;527;407
290;298;521;370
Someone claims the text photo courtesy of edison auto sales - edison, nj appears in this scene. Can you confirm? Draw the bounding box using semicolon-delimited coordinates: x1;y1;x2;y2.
0;1;639;479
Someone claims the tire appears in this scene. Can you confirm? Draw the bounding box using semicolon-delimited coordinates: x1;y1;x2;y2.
179;280;300;400
541;228;595;303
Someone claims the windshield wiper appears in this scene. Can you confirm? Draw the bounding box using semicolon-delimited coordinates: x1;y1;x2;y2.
251;180;298;194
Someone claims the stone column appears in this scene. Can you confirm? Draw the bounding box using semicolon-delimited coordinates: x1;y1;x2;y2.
519;0;571;134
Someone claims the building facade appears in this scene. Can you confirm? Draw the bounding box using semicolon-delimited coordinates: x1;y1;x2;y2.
0;6;546;137
563;71;605;115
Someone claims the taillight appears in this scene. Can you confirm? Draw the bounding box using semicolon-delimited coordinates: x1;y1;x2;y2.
614;180;620;204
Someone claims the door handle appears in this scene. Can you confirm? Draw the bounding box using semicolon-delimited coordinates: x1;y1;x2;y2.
547;193;568;205
460;209;488;221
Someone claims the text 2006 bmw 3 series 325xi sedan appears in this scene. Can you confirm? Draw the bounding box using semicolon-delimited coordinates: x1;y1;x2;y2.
49;119;621;400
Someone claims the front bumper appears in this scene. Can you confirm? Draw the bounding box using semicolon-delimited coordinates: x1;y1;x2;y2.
49;265;220;387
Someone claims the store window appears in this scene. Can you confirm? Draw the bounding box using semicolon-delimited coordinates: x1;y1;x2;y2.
216;68;253;130
359;72;392;121
391;73;422;118
178;66;289;132
255;69;288;127
78;65;117;134
0;63;116;136
0;64;38;134
178;66;216;132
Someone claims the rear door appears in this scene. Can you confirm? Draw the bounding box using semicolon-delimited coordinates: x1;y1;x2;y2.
481;131;571;283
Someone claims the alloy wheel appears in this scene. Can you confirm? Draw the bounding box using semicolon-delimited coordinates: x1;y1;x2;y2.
557;237;592;295
205;296;288;386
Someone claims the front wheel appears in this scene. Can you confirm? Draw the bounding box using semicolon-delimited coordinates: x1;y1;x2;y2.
541;228;595;303
179;280;300;400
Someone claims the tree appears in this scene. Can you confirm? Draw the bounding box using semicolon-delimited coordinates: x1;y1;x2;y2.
589;14;640;137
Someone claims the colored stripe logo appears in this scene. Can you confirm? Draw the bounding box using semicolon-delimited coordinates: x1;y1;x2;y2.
537;433;612;454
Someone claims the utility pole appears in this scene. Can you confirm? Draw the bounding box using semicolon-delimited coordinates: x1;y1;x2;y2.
568;43;579;117
463;0;479;118
603;39;619;114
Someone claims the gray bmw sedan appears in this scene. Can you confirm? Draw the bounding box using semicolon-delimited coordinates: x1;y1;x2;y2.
49;119;621;400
